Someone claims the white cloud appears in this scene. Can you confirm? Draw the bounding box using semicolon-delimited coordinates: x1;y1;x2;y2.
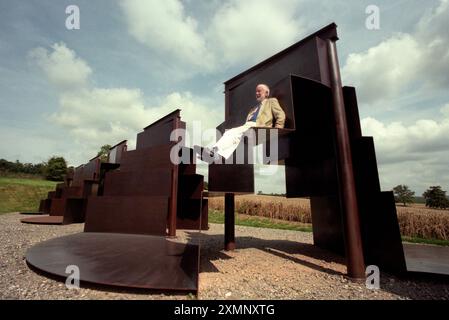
30;43;222;164
119;0;305;75
339;0;449;194
342;33;422;104
415;0;449;89
377;157;449;195
362;106;449;165
207;0;304;66
28;43;92;90
361;103;449;193
342;0;449;106
49;88;150;146
120;0;215;72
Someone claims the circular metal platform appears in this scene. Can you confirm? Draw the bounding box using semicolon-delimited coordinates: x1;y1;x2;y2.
19;212;44;215
26;232;199;291
404;243;449;276
21;216;64;225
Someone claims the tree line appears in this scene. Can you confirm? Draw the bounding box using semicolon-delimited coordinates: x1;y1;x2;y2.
393;184;449;209
0;157;69;181
0;145;112;182
0;158;46;175
2;150;449;209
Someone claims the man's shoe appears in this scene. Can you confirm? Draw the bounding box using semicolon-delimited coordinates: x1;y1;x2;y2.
210;148;225;163
193;145;223;163
194;145;214;163
210;146;218;157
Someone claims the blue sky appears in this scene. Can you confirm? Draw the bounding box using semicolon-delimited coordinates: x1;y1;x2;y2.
1;0;448;195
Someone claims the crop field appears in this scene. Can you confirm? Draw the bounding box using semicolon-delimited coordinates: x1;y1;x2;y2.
209;194;449;242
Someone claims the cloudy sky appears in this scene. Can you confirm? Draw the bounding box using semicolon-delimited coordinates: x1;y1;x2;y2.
0;0;448;195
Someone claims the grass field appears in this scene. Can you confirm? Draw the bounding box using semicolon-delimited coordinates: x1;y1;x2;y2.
209;210;313;232
0;177;57;214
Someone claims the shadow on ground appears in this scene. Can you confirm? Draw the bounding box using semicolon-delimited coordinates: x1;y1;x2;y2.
186;231;449;300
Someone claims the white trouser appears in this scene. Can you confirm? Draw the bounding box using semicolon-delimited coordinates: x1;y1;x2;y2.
212;121;257;159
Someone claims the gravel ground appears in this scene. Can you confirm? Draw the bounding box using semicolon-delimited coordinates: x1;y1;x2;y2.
1;212;448;300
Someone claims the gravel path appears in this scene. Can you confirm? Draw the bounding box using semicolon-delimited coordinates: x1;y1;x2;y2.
1;212;448;300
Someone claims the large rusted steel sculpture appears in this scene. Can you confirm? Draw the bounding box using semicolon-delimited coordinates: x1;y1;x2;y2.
21;159;101;225
208;23;406;278
84;110;207;235
20;141;127;225
24;23;448;293
25;110;205;291
27;170;73;216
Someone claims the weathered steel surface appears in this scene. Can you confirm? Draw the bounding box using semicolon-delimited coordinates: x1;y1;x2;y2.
327;38;365;279
208;164;254;193
21;216;64;225
103;169;172;197
83;110;206;236
137;109;184;149
26;111;205;292
24;142;126;226
404;243;449;276
208;23;407;276
177;174;208;230
224;193;235;251
26;233;199;291
107;140;127;164
84;196;169;235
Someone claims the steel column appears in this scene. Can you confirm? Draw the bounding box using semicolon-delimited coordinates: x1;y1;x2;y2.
168;116;180;237
224;192;236;251
327;38;365;280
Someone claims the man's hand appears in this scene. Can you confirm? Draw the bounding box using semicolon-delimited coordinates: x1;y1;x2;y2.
271;98;286;128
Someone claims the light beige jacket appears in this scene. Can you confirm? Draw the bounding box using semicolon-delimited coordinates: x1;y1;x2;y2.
246;97;286;128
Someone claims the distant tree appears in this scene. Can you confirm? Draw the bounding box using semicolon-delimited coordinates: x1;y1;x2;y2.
45;156;67;181
34;162;47;175
23;163;34;174
13;160;23;173
393;185;415;206
257;191;263;195
0;159;11;172
0;158;47;176
203;181;208;190
96;144;112;162
423;186;449;209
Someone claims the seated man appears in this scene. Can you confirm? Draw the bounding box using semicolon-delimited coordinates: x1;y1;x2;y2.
198;84;286;161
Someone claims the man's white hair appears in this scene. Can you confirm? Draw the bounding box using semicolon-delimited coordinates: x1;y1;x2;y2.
257;84;270;96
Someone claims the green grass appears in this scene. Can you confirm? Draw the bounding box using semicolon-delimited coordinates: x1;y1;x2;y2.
0;177;57;187
208;210;313;232
401;236;449;247
0;177;57;214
